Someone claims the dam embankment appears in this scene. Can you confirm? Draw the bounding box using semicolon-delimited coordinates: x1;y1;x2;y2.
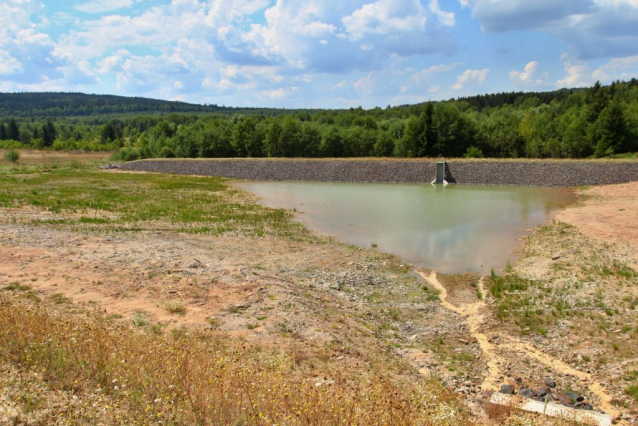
121;159;638;187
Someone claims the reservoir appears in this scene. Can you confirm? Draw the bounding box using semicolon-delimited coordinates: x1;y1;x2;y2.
235;181;577;274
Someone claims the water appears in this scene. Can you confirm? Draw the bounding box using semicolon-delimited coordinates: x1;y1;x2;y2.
235;181;577;274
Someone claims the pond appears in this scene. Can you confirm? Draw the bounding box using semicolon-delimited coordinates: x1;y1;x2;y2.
234;181;577;274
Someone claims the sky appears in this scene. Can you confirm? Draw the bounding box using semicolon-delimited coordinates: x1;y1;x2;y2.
1;0;638;109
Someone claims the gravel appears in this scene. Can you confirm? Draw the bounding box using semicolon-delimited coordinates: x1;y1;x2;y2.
121;159;638;187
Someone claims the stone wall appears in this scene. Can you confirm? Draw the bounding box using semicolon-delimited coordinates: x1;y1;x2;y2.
121;159;638;187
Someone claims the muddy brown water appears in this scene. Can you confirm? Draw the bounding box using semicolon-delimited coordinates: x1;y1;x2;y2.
235;181;577;274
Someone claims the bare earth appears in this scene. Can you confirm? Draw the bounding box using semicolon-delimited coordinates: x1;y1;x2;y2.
2;174;638;424
558;182;638;267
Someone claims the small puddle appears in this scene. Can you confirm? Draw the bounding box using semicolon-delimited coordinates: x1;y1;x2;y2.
235;181;577;274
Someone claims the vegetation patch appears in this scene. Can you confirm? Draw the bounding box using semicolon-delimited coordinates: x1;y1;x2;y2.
0;291;472;425
0;168;314;240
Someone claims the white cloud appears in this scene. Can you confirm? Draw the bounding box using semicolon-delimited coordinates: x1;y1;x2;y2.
0;1;95;89
592;55;638;81
509;61;548;88
262;86;299;100
205;0;270;26
353;72;374;94
331;80;347;90
342;0;428;40
462;0;638;59
556;54;591;88
461;0;597;33
75;0;136;14
451;68;489;90
0;49;22;74
409;62;462;83
429;0;455;26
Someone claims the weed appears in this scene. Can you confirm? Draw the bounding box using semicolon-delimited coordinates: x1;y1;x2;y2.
164;300;186;315
626;385;638;402
50;293;70;304
421;286;440;301
3;282;31;291
5;149;20;163
205;318;220;328
132;311;148;327
388;308;401;321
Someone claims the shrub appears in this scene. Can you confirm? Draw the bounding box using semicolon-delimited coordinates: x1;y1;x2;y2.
164;300;186;315
159;146;176;158
463;146;484;158
5;149;20;163
110;147;141;162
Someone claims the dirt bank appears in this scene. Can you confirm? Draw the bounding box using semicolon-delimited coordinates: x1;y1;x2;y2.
558;182;638;266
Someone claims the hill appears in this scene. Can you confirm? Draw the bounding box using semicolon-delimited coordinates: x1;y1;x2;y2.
0;92;293;118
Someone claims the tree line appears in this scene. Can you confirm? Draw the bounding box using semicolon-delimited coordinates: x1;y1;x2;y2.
1;79;637;159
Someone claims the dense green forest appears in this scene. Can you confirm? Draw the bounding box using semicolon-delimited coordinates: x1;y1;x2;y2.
1;79;637;159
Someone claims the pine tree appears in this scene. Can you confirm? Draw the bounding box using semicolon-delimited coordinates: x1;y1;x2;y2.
0;123;6;140
586;81;608;123
7;118;20;141
593;98;627;157
265;121;282;157
420;102;435;157
42;120;58;146
42;119;57;147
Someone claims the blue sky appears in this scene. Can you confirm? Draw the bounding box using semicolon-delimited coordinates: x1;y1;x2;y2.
1;0;637;108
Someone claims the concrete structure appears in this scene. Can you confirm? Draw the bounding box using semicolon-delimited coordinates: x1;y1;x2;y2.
432;162;448;185
490;393;611;426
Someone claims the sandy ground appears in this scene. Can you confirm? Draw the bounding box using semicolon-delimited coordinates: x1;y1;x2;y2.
558;182;638;266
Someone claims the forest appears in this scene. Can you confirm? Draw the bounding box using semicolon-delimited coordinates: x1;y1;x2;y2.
1;79;637;160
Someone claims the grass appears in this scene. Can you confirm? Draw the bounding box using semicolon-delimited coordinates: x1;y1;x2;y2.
164;300;186;315
0;167;314;240
0;290;473;425
0;149;109;171
3;282;31;291
132;311;149;327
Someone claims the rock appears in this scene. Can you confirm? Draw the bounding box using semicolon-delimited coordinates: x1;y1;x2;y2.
537;386;552;397
556;395;572;406
544;377;556;388
518;388;535;398
187;259;203;269
500;384;514;395
575;402;593;410
565;391;584;403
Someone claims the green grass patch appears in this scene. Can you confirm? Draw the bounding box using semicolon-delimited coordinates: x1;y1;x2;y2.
0;169;314;240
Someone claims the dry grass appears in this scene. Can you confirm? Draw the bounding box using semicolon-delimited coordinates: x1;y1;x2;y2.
0;149;109;170
0;290;473;425
163;300;186;315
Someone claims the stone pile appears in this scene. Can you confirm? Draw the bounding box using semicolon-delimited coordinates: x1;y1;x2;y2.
120;159;638;187
499;378;602;413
